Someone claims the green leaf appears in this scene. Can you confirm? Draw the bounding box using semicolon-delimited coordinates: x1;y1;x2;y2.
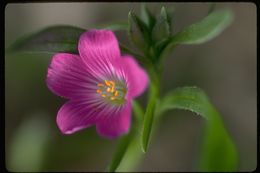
159;86;212;119
141;82;159;153
7;25;85;54
128;11;146;51
158;86;238;171
140;3;156;30
132;12;150;35
141;106;155;153
128;11;151;47
157;9;233;61
170;9;233;45
152;6;172;43
7;23;129;55
199;113;238;171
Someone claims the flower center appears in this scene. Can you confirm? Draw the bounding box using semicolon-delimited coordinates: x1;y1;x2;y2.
96;80;126;104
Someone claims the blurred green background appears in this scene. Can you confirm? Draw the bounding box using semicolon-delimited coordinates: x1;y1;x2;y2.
5;2;256;172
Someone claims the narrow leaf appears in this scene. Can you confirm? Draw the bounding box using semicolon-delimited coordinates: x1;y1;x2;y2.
199;112;238;171
7;25;85;54
170;9;233;45
141;100;156;153
128;11;146;51
7;24;129;55
159;86;212;119
141;83;159;153
160;6;172;35
140;3;156;30
130;11;151;45
152;6;171;42
131;12;149;34
158;86;238;171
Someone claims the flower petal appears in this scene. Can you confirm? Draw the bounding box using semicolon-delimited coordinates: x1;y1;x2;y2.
96;102;131;139
120;55;149;98
47;53;96;99
56;100;98;134
78;30;121;66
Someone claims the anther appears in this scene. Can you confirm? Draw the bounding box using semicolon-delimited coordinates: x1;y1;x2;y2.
105;80;111;86
107;87;111;92
97;83;104;87
110;81;115;86
114;91;118;96
96;89;102;93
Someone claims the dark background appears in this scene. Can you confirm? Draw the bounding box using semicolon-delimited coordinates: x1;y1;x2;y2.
5;2;256;171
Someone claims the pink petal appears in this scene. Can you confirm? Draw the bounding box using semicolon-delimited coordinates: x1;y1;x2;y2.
56;100;98;134
120;55;149;98
96;102;132;139
78;30;121;68
46;53;95;99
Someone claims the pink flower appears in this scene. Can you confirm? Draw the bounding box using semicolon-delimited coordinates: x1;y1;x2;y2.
46;30;148;138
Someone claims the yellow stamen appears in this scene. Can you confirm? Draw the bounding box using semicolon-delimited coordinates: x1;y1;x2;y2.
114;90;118;97
110;81;115;86
97;80;123;101
110;87;114;93
105;80;111;86
96;89;102;93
